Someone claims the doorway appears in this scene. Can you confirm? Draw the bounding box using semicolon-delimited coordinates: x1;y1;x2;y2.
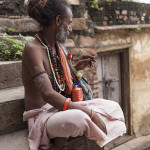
96;49;131;134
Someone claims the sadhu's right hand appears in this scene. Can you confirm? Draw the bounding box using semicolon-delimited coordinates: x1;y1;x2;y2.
91;110;107;135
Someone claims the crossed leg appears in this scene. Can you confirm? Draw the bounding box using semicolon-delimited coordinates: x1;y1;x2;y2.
46;109;92;150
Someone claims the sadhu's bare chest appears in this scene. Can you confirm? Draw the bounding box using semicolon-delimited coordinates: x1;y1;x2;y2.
42;48;58;83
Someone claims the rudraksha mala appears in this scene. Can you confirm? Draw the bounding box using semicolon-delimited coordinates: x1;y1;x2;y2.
37;32;64;92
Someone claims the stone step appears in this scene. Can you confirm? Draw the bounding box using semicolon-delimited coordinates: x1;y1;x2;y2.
0;129;29;150
0;61;22;90
1;128;150;150
0;86;26;135
111;134;150;150
0;129;103;150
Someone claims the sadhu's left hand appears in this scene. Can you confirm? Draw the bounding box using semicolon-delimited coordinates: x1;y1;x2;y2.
74;55;96;71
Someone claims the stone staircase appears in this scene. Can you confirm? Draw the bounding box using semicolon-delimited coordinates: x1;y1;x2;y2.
0;61;103;150
0;61;25;135
0;61;28;149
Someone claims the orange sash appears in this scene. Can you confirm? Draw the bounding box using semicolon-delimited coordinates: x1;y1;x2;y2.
58;45;73;95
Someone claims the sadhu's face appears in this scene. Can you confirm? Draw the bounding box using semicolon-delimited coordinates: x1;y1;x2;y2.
56;7;72;44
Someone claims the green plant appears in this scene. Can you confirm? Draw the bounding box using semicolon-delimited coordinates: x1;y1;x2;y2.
130;27;142;33
91;0;103;10
91;0;113;10
6;28;15;35
0;36;34;61
135;27;142;31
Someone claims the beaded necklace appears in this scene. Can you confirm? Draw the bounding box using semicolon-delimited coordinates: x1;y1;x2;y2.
35;33;65;92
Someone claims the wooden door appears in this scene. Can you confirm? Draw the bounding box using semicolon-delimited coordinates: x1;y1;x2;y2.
96;50;131;134
97;53;121;104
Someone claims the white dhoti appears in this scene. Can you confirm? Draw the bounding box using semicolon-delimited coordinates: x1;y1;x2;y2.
23;98;126;150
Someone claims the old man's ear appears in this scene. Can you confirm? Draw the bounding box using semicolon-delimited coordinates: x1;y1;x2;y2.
56;15;62;26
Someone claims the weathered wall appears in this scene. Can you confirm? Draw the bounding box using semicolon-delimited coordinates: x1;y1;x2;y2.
130;29;150;136
93;28;150;136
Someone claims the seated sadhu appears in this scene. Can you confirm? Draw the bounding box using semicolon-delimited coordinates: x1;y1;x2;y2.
22;0;126;150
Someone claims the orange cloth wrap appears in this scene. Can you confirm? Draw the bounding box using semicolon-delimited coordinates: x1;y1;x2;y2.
58;45;73;95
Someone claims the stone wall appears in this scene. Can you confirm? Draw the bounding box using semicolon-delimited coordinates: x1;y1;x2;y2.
87;1;150;26
64;37;98;97
0;0;26;17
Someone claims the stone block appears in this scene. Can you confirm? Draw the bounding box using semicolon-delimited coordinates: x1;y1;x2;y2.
125;135;150;150
115;10;120;15
80;48;96;55
70;48;81;55
122;10;127;15
0;1;4;5
0;17;39;33
66;0;80;5
0;61;22;89
67;136;103;150
103;21;107;26
111;144;130;150
0;129;29;150
0;99;26;134
72;18;86;30
103;16;108;21
112;134;150;150
64;39;75;48
119;15;123;19
79;35;95;47
0;86;26;135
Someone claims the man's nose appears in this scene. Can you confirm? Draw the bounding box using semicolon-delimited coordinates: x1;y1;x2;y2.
68;25;72;32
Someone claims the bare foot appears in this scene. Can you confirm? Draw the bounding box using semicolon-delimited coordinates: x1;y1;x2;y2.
54;137;68;150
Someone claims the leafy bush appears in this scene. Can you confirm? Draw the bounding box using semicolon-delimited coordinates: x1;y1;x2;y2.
6;28;15;35
0;35;34;61
91;0;113;10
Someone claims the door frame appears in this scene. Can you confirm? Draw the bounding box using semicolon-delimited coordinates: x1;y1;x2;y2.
97;48;132;135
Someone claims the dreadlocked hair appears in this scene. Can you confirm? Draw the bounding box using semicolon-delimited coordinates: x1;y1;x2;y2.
27;0;48;19
27;0;71;29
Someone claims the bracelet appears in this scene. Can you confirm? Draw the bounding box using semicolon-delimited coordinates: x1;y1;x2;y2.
63;98;71;111
32;71;47;80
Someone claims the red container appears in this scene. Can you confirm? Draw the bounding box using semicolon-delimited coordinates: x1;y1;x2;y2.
72;86;83;102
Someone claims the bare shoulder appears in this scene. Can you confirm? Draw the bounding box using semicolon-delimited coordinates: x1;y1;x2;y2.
22;38;47;75
22;38;46;64
23;38;45;57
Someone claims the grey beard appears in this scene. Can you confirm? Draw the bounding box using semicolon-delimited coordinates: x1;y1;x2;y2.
56;25;70;44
